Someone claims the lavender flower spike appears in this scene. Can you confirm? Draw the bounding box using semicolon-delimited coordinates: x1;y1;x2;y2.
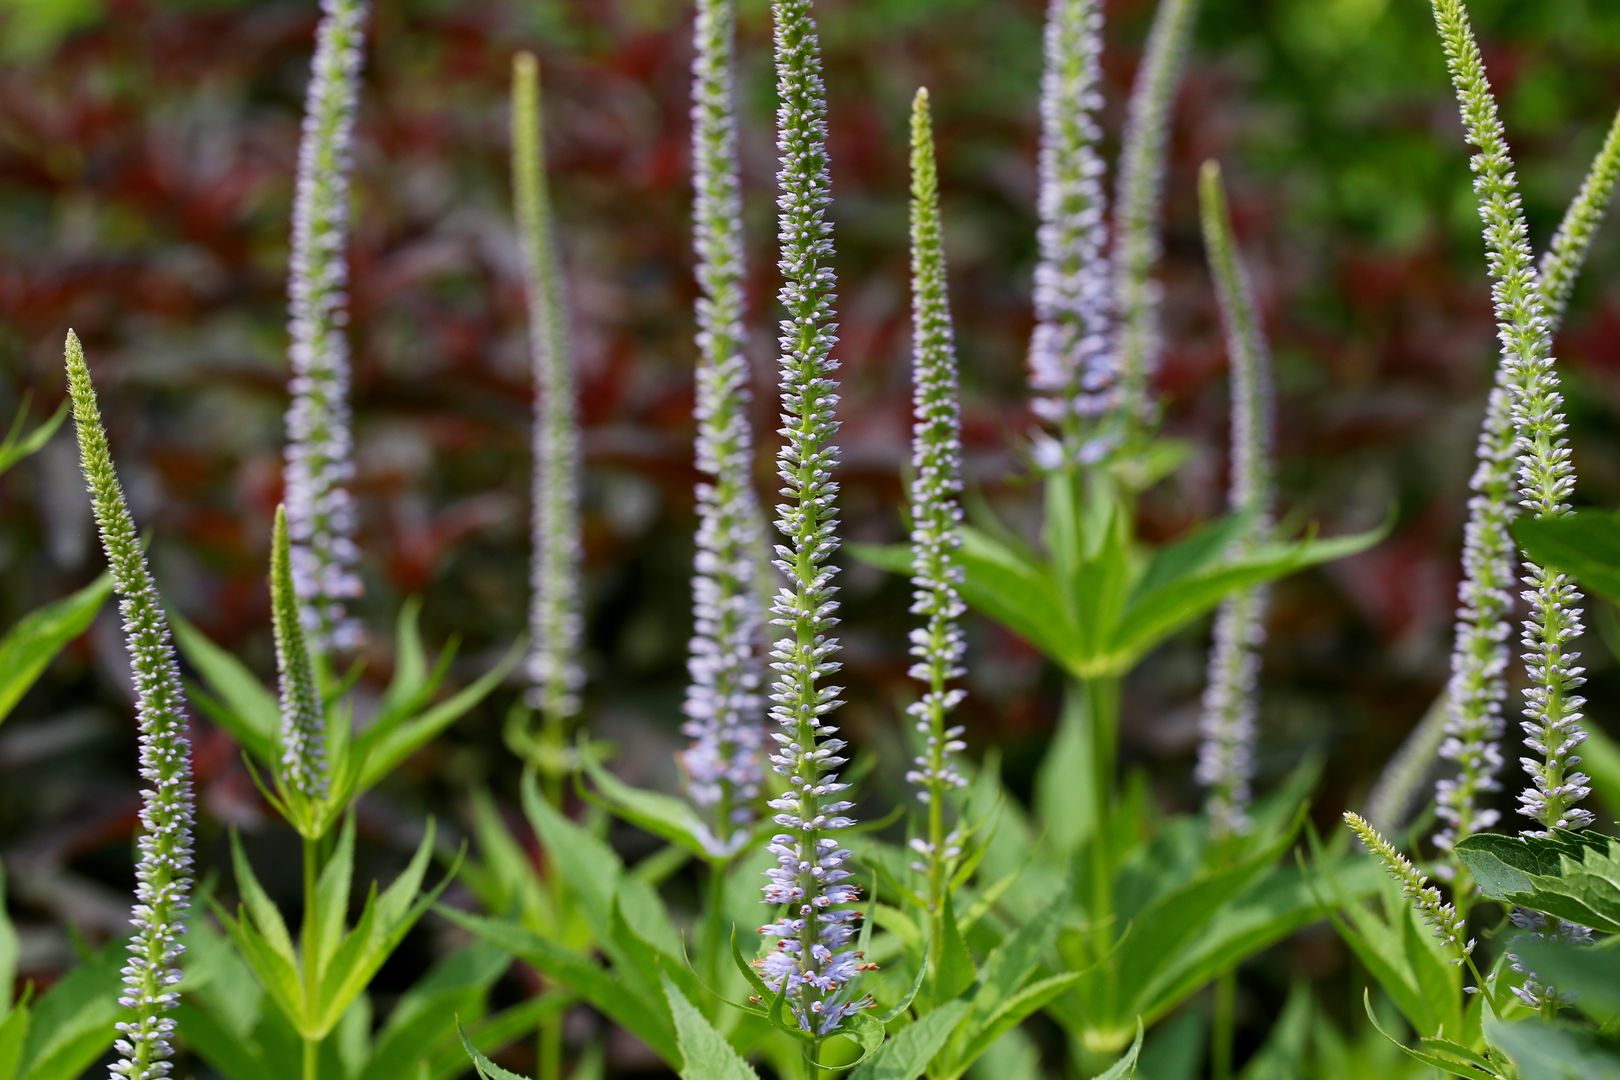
1432;110;1619;853
1028;0;1115;468
283;0;367;656
1343;813;1474;967
1113;0;1201;426
1195;163;1273;838
1430;0;1590;837
903;89;969;900
757;0;873;1038
65;333;195;1080
680;0;767;852
513;54;585;737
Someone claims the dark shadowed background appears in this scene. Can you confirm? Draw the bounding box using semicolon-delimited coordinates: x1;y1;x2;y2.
2;0;1620;1065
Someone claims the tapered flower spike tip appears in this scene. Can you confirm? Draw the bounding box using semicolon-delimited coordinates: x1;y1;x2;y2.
513;48;585;743
1194;162;1273;839
1428;0;1589;838
283;0;367;658
682;0;767;852
271;504;327;802
1114;0;1201;428
904;85;969;894
1343;813;1473;967
65;332;196;1080
1028;0;1115;469
758;0;872;1038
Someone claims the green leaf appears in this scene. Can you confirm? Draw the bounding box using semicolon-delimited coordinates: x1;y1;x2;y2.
311;815;358;971
458;1020;534;1080
360;942;514;1080
1362;991;1498;1080
933;887;976;1004
519;770;624;941
443;909;680;1065
0;868;15;1011
849;1002;968;1080
0;1003;30;1080
16;935;125;1080
355;637;524;793
172;611;279;764
0;399;67;477
1455;830;1620;934
662;975;761;1080
1512;511;1620;605
937;894;1068;1078
0;575;111;725
1111;525;1385;670
1512;936;1620;1027
952;528;1081;672
1485;1012;1620;1080
1090;1020;1144;1080
579;753;728;860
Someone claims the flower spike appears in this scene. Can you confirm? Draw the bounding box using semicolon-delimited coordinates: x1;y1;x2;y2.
271;504;327;801
904;87;969;896
513;54;585;744
681;0;768;852
283;0;367;656
65;333;195;1080
1028;0;1115;468
1343;813;1474;967
1195;163;1273;838
1429;0;1590;837
1113;0;1201;427
757;0;871;1038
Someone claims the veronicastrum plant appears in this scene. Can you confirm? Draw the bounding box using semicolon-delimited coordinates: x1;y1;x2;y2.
1325;1;1620;1078
456;0;1386;1078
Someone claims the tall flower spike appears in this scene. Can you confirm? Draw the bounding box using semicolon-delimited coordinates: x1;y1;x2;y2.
283;0;366;656
1195;163;1273;838
903;88;969;898
1028;0;1115;468
1434;105;1620;852
514;54;585;739
757;0;871;1038
64;333;195;1080
1343;813;1474;967
1429;0;1590;837
1113;0;1201;427
1537;107;1620;329
271;505;327;801
680;0;768;853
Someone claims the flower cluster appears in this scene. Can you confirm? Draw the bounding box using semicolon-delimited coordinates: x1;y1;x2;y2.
1113;0;1201;426
1028;0;1115;468
756;0;872;1037
66;333;196;1080
1430;0;1591;837
513;54;586;734
903;89;969;885
680;0;768;852
1343;813;1474;967
1194;164;1273;838
283;0;367;656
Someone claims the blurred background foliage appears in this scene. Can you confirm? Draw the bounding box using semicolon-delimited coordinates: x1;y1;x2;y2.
1;0;1619;1060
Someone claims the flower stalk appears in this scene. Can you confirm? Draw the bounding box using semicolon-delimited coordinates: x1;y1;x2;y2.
66;332;195;1080
284;0;367;657
1113;0;1201;428
757;0;872;1041
1028;0;1115;468
513;53;585;775
681;0;768;855
1195;163;1273;839
903;87;969;965
1429;0;1590;838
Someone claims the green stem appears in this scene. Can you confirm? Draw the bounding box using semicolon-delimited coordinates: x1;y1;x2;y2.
701;858;730;995
802;1039;820;1080
301;837;320;1080
1211;971;1236;1080
538;1011;563;1080
1081;676;1120;956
